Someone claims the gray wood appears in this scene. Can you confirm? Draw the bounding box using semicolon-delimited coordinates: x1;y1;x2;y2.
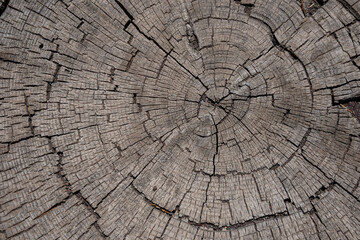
1;0;359;239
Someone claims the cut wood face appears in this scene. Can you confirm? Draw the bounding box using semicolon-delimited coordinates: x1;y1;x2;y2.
1;0;360;239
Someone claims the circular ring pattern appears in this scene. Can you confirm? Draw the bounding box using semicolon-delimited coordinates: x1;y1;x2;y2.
1;0;360;239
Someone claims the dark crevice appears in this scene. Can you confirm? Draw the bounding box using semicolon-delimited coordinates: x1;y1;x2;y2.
333;95;360;121
0;56;22;64
46;63;61;101
280;109;291;124
314;79;360;94
269;163;280;170
0;133;67;146
353;177;360;193
132;93;142;113
187;210;289;231
76;20;84;29
309;182;336;203
186;22;199;51
125;50;138;72
244;5;254;16
109;67;115;84
345;104;359;120
210;115;219;176
114;0;134;21
283;197;307;214
282;128;312;167
315;0;326;5
335;181;360;202
250;15;314;108
158;177;197;237
130;183;177;216
74;192;108;238
42;137;108;238
194;166;272;177
132;93;137;104
308;181;333;239
124;20;131;30
80;33;87;43
24;94;35;136
298;128;311;149
48;43;59;61
95;177;128;209
114;0;208;91
36;189;108;238
273;39;314;104
310;214;322;240
217;91;232;103
301;153;359;202
0;0;10;17
129;19;208;90
234;0;255;15
336;0;360;20
246;93;273;99
156;50;171;78
45;137;72;195
199;178;211;222
310;211;331;239
241;3;254;7
336;96;360;105
34;194;72;220
307;1;324;16
331;29;360;72
283;151;296;167
350;58;360;71
159;217;172;238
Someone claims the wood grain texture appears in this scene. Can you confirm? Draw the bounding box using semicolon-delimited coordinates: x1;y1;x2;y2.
0;0;359;239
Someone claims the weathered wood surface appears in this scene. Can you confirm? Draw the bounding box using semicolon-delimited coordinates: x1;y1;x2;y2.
1;0;360;239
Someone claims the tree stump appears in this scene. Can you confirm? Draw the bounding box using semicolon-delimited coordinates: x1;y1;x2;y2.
1;0;360;239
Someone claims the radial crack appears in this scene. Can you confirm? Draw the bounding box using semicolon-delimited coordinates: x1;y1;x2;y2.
46;63;61;101
282;128;311;166
43;137;108;238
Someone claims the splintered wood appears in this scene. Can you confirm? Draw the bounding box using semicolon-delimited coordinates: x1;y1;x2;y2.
1;0;360;239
